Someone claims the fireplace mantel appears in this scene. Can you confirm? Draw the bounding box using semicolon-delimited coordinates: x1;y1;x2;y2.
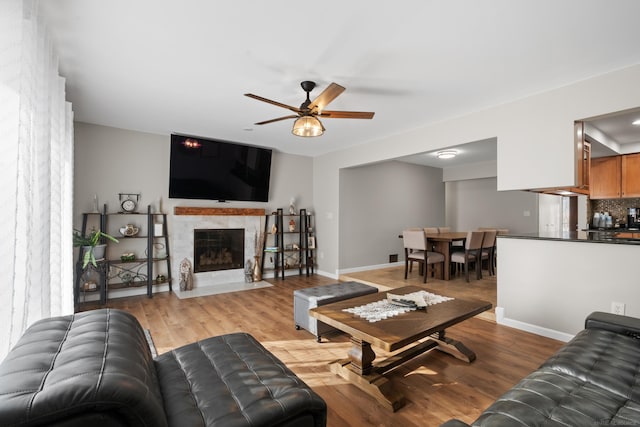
174;207;265;216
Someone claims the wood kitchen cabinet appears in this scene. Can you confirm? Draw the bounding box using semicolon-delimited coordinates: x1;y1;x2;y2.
622;153;640;198
535;122;591;196
574;121;590;191
590;156;621;199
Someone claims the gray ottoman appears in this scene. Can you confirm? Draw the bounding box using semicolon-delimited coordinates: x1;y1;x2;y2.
294;281;378;342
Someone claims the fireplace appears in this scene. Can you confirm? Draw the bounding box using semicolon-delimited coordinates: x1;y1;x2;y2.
194;229;244;273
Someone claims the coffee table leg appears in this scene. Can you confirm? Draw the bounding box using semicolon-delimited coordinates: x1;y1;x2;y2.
330;337;406;411
430;331;476;363
348;337;376;375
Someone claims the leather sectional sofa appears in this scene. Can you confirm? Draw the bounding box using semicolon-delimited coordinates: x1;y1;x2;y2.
442;311;640;426
0;308;326;427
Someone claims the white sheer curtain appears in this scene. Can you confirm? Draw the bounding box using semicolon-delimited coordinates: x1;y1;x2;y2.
0;0;74;360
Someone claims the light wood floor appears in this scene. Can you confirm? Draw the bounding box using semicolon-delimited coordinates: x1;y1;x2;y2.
79;265;562;427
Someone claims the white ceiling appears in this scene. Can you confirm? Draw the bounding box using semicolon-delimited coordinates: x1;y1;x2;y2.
39;0;640;160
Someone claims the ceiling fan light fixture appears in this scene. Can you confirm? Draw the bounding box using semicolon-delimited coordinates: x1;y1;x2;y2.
436;150;458;159
292;116;324;137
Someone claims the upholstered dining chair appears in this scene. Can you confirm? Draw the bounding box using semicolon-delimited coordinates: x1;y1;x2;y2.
479;229;498;276
450;231;484;282
402;230;445;283
478;228;507;270
422;227;440;275
404;227;423;274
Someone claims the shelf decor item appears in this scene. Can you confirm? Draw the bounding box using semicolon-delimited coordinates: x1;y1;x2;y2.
73;228;119;268
245;259;254;283
179;258;193;291
118;192;140;213
119;224;139;237
252;255;262;282
120;252;135;262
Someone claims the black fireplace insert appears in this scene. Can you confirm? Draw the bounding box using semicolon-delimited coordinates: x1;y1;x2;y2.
193;228;244;273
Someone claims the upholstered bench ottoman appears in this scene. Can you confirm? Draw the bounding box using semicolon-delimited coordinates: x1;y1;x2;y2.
294;281;378;342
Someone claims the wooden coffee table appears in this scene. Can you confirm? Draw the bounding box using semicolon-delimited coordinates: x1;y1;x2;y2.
309;285;491;411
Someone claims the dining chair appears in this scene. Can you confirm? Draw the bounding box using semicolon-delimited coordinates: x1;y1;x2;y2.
402;230;445;283
422;227;440;275
479;229;498;276
437;227;450;233
405;227;423;274
480;228;507;269
450;231;484;282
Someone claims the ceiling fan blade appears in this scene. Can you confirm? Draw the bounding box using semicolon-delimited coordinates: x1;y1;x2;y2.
245;93;300;114
308;83;345;112
319;110;375;119
254;115;299;125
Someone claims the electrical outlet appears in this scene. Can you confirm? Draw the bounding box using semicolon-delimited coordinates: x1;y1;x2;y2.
611;302;626;315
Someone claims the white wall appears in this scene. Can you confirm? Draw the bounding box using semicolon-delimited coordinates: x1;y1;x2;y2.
339;161;444;270
74;123;314;224
445;178;538;234
497;236;640;340
443;160;497;182
313;64;640;277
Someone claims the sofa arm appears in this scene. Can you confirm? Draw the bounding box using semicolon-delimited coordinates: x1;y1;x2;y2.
585;311;640;339
0;309;167;427
439;420;471;427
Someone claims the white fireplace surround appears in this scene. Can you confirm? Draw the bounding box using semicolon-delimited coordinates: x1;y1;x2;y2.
172;210;264;292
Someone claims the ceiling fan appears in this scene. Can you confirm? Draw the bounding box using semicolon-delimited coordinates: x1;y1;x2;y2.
244;81;375;137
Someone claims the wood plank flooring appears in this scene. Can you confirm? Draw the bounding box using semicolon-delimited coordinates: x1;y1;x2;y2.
78;266;562;427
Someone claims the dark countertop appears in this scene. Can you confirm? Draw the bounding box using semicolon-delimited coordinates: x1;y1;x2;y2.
498;230;640;245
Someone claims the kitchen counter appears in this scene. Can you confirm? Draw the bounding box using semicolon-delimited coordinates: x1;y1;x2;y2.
499;230;640;245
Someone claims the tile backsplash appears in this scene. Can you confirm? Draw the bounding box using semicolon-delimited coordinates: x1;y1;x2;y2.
591;198;640;226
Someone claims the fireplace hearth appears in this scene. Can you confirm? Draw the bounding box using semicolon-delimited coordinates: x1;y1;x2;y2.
194;229;244;273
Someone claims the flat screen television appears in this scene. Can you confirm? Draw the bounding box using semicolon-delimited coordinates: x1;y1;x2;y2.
169;134;272;202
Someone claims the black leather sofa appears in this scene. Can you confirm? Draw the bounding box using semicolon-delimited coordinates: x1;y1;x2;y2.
0;308;326;427
442;311;640;427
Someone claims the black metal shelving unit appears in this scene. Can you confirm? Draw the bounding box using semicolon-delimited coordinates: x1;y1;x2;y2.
261;208;315;279
74;204;172;306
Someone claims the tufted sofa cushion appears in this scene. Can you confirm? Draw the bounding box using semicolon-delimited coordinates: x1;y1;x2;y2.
441;312;640;427
155;332;326;427
0;309;326;427
0;309;167;427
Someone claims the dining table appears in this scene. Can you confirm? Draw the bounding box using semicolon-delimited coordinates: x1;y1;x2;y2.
424;231;467;280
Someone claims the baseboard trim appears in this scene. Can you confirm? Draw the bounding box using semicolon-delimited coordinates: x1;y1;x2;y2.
315;269;338;280
495;307;574;342
338;262;403;275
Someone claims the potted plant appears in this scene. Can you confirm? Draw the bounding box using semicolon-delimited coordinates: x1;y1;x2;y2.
73;228;119;268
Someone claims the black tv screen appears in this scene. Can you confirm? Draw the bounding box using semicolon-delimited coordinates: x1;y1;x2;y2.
169;134;272;202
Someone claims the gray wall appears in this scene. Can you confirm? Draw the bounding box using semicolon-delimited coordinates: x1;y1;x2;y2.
73;122;314;242
339;161;444;270
445;178;538;233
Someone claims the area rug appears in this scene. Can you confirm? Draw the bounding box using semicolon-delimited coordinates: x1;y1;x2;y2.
175;280;273;299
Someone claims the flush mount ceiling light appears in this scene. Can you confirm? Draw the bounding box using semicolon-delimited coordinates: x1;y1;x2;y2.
436;150;458;159
292;115;325;137
632;119;640;126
